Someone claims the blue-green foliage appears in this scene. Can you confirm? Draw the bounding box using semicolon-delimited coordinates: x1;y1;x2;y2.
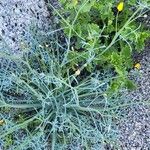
0;27;124;149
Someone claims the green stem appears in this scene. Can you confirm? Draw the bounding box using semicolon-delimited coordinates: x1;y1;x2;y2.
100;7;141;55
51;131;56;150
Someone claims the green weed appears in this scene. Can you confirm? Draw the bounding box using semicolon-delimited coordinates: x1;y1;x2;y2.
48;0;150;93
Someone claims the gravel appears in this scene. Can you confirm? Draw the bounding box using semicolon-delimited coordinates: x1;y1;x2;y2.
119;42;150;150
0;0;51;54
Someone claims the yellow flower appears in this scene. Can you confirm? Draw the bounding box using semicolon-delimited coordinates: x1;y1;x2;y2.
75;69;80;76
117;2;124;12
0;120;5;125
134;63;141;70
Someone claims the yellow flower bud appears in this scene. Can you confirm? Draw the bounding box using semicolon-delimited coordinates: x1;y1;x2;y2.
134;63;141;70
0;120;5;125
75;69;80;76
117;2;124;12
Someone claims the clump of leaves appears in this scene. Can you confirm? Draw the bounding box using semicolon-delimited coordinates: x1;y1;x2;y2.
48;0;150;93
0;32;127;149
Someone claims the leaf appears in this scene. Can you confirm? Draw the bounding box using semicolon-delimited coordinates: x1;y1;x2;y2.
111;52;122;67
124;79;136;90
87;23;100;40
108;78;123;94
120;45;133;68
120;46;131;59
136;32;150;52
115;66;125;76
64;0;78;9
128;0;137;5
80;1;96;13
